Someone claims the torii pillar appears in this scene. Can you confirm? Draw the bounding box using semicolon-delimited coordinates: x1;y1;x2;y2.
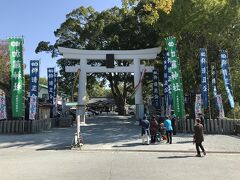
133;57;144;121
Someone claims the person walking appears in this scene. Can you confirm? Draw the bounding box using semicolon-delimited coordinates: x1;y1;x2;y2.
164;116;173;144
150;116;158;143
171;111;177;135
193;118;206;157
141;116;150;145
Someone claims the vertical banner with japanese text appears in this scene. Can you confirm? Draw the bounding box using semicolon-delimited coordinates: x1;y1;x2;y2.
195;94;202;118
152;70;160;109
163;50;172;116
211;63;221;111
8;37;24;118
220;50;234;108
216;94;225;119
47;68;55;104
0;93;7;120
165;36;185;118
53;72;58;116
54;72;58;99
200;48;209;108
211;64;218;97
29;60;39;120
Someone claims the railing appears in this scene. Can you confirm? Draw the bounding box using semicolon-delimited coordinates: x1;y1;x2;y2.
177;118;240;135
0;118;57;134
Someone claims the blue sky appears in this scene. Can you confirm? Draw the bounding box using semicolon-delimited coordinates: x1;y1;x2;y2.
0;0;122;78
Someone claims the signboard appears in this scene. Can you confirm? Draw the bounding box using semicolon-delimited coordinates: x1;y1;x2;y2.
8;37;24;118
29;60;39;120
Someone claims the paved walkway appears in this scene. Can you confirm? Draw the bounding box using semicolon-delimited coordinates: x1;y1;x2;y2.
0;115;240;153
1;115;240;180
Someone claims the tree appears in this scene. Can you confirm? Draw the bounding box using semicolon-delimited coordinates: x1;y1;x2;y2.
0;40;10;90
148;0;240;117
36;6;159;115
122;0;174;24
36;1;240;118
0;40;11;118
123;0;240;117
39;77;48;86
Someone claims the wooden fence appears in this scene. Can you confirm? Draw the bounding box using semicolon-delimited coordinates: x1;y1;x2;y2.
0;118;57;134
177;118;240;135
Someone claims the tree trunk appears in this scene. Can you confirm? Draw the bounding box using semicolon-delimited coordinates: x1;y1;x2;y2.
107;73;128;115
115;97;126;115
0;87;12;120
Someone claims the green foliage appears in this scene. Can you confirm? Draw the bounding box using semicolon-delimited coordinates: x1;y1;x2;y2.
87;78;112;98
39;77;48;86
154;0;240;118
123;0;174;24
35;1;240;117
0;41;12;118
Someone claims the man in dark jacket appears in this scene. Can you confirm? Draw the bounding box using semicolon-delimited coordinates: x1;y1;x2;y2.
193;118;206;157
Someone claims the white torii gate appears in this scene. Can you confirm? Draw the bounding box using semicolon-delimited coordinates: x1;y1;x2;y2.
58;47;161;123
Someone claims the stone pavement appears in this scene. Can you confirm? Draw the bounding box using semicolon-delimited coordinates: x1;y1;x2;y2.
0;115;240;154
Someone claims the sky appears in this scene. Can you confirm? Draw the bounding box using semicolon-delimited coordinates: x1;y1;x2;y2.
0;0;122;78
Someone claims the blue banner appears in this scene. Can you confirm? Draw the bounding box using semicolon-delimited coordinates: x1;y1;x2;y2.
47;68;55;104
54;72;58;98
29;60;39;120
200;48;209;108
163;50;172;115
220;50;234;108
152;69;160;109
211;63;221;111
211;64;218;97
53;72;58;116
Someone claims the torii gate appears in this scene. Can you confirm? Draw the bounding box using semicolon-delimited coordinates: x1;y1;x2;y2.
58;47;161;123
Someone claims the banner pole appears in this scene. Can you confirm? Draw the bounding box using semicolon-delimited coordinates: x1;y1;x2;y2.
207;50;212;120
229;61;236;120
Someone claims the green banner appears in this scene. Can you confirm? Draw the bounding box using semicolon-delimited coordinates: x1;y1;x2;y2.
8;37;24;118
165;36;185;118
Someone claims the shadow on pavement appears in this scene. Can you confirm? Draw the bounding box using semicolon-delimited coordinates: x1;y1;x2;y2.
158;155;194;159
112;142;143;147
1;115;240;152
0;127;75;150
0;115;140;151
80;115;140;145
36;145;71;151
176;140;193;144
